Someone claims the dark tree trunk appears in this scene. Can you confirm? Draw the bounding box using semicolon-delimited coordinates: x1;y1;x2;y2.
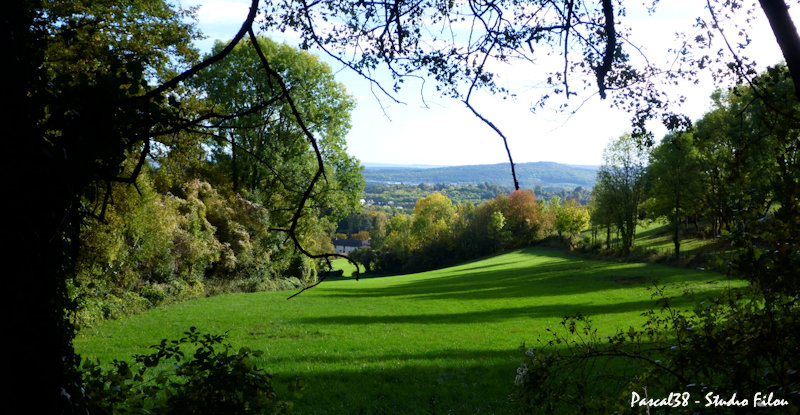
674;192;681;260
673;218;681;260
231;132;239;191
8;2;81;412
759;0;800;100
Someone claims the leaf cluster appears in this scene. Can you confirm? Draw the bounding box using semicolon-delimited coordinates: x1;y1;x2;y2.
80;327;296;414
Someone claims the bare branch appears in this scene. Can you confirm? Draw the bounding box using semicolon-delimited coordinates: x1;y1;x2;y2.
463;99;520;190
247;28;361;296
596;0;616;99
144;0;261;99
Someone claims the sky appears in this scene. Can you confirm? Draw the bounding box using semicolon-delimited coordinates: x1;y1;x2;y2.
179;0;797;167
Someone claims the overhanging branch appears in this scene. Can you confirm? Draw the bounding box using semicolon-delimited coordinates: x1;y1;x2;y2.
247;28;361;296
463;99;520;190
596;0;616;99
144;0;261;100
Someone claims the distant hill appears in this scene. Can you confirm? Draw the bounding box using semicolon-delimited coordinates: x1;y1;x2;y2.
362;161;598;189
363;162;446;169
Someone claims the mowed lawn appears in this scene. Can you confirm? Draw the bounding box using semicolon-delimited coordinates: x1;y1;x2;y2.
75;248;742;414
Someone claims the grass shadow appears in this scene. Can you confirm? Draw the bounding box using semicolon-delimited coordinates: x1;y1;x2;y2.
270;348;521;414
296;293;713;326
320;248;732;302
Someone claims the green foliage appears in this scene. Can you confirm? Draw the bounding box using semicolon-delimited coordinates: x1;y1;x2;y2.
348;247;377;273
369;190;553;274
518;65;800;413
553;199;591;246
488;210;511;248
73;168;313;326
696;66;799;295
647;131;703;259
512;287;800;414
11;0;208;405
412;193;457;243
592;133;650;254
191;36;362;222
81;327;294;414
67;33;367;327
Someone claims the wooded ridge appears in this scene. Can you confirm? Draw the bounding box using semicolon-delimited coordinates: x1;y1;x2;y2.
362;161;597;188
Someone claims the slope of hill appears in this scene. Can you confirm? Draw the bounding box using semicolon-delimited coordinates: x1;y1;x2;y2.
362;161;597;189
76;248;739;413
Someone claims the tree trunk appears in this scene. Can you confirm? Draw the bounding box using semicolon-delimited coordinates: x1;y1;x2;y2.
674;192;681;260
8;2;81;412
231;132;239;191
759;0;800;99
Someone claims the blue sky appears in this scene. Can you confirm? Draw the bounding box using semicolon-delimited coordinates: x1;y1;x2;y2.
180;0;796;166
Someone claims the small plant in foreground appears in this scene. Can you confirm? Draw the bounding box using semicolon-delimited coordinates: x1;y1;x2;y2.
80;327;296;414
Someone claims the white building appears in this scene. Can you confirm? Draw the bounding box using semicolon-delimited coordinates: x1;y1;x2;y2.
331;238;370;255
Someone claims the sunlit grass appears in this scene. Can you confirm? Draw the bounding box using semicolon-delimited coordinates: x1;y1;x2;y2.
329;258;360;277
585;220;719;258
634;221;714;256
75;248;743;413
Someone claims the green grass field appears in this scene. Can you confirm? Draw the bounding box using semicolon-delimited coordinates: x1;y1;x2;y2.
584;220;721;261
75;248;742;413
632;221;713;256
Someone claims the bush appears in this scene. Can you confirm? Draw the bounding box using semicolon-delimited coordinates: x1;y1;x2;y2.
74;173;321;326
511;286;800;413
80;327;298;414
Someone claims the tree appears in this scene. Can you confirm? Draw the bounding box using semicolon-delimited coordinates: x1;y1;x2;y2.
488;210;511;249
188;36;364;280
593;134;649;255
692;100;738;235
10;0;210;410
693;65;800;294
647;131;703;259
192;37;362;221
350;230;371;241
411;193;457;243
8;0;361;410
554;200;591;247
349;247;377;273
489;190;543;247
380;213;415;270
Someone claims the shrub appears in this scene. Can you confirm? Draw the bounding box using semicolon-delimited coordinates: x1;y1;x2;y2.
511;287;800;413
80;327;297;414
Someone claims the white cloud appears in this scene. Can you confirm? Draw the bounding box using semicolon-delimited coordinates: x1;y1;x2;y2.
191;0;251;25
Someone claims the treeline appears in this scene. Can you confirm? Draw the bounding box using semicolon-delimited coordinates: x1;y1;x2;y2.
363;182;591;210
346;191;589;274
71;37;363;326
590;64;799;267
